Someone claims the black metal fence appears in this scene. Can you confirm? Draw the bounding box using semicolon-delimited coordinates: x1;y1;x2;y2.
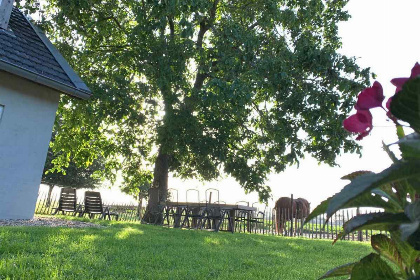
260;207;386;241
35;190;384;241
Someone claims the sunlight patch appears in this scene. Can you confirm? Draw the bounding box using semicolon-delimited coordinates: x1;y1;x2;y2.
115;227;144;240
204;237;221;246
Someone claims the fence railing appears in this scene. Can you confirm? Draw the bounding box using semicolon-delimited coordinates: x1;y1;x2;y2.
35;191;385;241
259;207;387;241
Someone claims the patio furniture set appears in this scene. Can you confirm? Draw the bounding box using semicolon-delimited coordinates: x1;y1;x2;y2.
158;188;265;234
52;188;119;220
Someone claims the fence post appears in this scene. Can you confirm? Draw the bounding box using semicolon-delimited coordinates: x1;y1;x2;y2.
290;194;293;237
357;207;363;241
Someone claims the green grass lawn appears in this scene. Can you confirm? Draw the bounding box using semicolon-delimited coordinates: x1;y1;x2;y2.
0;216;372;280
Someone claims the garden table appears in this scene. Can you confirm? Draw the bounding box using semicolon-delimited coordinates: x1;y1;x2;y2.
163;202;257;232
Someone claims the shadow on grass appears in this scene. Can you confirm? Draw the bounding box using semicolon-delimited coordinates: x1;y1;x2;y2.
0;217;372;280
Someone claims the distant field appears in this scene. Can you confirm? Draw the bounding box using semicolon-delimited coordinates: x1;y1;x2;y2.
0;216;372;279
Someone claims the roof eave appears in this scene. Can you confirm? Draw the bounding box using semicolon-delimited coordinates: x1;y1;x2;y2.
28;19;92;94
0;60;91;100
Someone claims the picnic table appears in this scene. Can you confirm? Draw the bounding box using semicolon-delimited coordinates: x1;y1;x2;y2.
162;201;257;232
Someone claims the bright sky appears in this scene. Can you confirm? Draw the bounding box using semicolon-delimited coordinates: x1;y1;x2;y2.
40;0;420;209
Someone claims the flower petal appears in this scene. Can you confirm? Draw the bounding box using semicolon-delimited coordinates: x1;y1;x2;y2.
386;97;392;110
355;81;384;110
356;131;370;141
410;62;420;78
391;78;409;93
343;110;372;133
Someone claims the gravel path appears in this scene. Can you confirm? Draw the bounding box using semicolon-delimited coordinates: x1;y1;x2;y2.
0;217;104;228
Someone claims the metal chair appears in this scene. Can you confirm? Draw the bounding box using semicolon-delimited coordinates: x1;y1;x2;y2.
163;188;181;227
249;202;266;234
181;189;204;229
234;201;250;232
201;189;232;232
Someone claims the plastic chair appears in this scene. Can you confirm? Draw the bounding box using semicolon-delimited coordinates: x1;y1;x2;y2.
81;191;119;220
52;188;80;216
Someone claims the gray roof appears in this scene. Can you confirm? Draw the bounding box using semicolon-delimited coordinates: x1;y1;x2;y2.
0;8;91;99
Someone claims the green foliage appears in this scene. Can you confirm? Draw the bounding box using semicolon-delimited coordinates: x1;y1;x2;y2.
319;263;356;279
19;0;370;201
371;234;404;272
350;253;398;279
119;171;153;200
42;146;104;189
320;253;399;279
0;216;372;279
307;71;420;279
390;78;420;133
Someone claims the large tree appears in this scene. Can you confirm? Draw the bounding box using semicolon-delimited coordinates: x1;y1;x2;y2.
21;0;371;221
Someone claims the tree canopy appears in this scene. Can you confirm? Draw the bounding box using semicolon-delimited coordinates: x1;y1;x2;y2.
42;146;104;189
21;0;371;212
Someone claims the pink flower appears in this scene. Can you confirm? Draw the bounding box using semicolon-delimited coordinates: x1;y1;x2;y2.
386;97;392;110
391;62;420;93
354;81;384;110
343;110;373;140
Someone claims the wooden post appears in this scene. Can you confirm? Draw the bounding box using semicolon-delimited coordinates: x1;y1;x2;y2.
0;0;14;29
290;194;293;237
357;207;363;241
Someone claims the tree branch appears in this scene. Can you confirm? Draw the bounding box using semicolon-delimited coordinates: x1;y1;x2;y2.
167;16;175;39
194;0;220;91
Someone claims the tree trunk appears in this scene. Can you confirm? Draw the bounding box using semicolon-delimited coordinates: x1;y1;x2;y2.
46;185;54;207
143;150;170;223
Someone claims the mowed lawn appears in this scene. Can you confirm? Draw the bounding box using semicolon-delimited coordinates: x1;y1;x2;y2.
0;217;372;279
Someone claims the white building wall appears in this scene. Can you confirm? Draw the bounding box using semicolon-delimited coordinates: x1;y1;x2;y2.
0;71;60;219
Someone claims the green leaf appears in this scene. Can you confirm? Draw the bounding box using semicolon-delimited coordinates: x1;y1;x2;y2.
383;141;399;163
393;132;420;160
397;125;406;139
390;231;420;272
341;171;374;181
401;202;420;250
400;221;420;251
305;198;331;224
407;228;420;252
390;77;420;133
318;262;356;279
336;213;410;241
371;188;402;210
305;191;394;225
327;160;420;219
350;253;399;280
405;201;420;221
394;133;420;151
400;222;419;241
371;234;404;273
